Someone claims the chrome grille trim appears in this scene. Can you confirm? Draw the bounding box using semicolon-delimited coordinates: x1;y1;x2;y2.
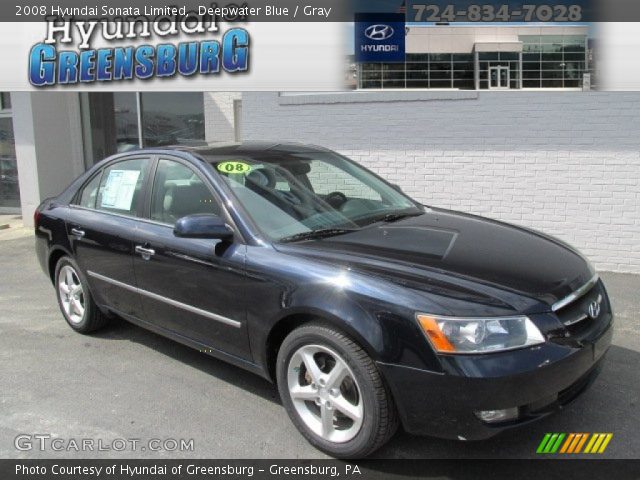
551;274;599;312
563;313;588;327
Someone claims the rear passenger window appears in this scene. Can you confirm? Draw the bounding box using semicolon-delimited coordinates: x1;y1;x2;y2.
77;172;102;209
96;158;149;217
150;159;220;225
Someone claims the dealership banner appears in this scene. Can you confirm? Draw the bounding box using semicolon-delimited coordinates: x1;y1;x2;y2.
0;1;639;89
354;13;406;63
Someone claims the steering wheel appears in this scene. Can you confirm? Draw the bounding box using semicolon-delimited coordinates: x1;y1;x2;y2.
325;191;348;209
246;169;313;219
278;189;303;205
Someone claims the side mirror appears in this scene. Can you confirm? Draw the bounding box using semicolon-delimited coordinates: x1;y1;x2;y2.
174;214;234;240
391;183;403;192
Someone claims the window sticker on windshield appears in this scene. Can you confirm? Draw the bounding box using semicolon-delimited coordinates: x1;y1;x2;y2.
217;161;252;174
100;169;140;211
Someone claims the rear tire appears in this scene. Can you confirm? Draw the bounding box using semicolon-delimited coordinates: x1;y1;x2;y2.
54;256;108;333
276;322;398;458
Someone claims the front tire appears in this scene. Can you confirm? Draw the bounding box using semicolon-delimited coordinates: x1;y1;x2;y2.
54;256;108;333
276;323;398;458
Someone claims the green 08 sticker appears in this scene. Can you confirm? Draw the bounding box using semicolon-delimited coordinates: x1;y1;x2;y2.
216;161;252;174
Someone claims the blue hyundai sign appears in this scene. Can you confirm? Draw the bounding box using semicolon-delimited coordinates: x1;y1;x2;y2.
355;13;406;63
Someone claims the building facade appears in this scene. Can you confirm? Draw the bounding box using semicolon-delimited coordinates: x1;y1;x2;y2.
359;25;589;90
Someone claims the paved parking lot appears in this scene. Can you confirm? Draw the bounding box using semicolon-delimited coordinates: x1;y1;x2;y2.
1;226;639;459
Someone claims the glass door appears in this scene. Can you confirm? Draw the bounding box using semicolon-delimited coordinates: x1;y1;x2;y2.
489;66;510;89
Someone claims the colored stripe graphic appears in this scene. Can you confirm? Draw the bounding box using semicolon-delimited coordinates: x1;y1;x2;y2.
573;433;589;453
585;433;614;453
568;433;584;453
543;433;558;453
537;433;552;453
559;433;575;453
598;433;613;453
550;433;565;453
537;433;612;454
584;433;599;453
537;433;565;453
574;433;589;453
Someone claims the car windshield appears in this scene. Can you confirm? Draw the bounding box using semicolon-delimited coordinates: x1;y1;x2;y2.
205;149;423;241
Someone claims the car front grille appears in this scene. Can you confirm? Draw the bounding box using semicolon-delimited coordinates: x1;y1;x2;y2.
553;279;607;338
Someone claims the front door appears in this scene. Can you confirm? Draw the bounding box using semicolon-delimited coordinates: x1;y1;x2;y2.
489;66;510;89
133;157;251;360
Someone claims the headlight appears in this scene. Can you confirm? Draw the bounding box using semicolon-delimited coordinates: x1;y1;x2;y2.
416;313;545;354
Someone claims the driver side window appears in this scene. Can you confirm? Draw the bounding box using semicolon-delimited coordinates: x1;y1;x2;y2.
150;159;220;225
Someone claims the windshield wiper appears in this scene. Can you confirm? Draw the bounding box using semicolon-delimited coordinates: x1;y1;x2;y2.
362;211;424;226
279;228;358;243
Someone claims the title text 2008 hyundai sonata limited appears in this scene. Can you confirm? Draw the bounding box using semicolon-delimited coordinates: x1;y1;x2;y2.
35;142;613;458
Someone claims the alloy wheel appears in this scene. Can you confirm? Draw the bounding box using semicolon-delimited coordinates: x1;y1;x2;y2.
287;344;364;443
58;265;85;324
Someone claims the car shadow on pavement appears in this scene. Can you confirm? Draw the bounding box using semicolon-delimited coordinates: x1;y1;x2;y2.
92;316;281;405
92;318;639;459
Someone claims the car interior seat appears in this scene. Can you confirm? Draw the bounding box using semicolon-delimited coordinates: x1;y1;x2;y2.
161;182;216;224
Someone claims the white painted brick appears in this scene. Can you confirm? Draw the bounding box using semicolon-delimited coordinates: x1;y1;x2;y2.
204;92;241;143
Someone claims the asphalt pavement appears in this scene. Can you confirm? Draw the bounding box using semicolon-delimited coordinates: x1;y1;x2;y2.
1;225;639;459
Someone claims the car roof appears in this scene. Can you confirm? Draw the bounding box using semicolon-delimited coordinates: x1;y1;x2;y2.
159;141;332;157
90;142;334;176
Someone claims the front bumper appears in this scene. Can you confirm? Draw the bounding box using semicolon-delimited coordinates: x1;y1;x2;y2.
378;319;613;440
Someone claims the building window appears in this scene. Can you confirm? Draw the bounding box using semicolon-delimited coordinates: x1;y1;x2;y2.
360;63;383;89
520;35;586;88
114;93;140;153
0;93;11;110
81;93;206;166
81;93;139;164
140;93;205;148
0;94;19;211
357;33;587;90
360;53;475;90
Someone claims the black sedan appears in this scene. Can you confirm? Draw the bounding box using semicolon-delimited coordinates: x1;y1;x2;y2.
34;142;613;458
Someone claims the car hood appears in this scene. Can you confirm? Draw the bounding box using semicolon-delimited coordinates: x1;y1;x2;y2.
274;208;594;314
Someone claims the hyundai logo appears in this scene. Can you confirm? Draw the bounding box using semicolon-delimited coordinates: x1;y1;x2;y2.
364;24;395;41
587;296;602;319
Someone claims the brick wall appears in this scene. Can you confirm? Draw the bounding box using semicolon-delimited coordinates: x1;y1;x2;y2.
238;91;640;274
204;92;241;143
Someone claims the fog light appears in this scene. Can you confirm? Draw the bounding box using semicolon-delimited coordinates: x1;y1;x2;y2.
474;407;519;424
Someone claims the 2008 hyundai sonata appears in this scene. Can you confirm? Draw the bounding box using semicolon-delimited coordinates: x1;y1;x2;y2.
35;142;613;458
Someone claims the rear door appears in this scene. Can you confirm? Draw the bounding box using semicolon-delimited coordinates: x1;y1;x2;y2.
133;156;251;360
68;156;151;319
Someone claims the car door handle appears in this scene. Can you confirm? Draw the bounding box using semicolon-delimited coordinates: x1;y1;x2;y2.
70;228;85;238
135;245;156;260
